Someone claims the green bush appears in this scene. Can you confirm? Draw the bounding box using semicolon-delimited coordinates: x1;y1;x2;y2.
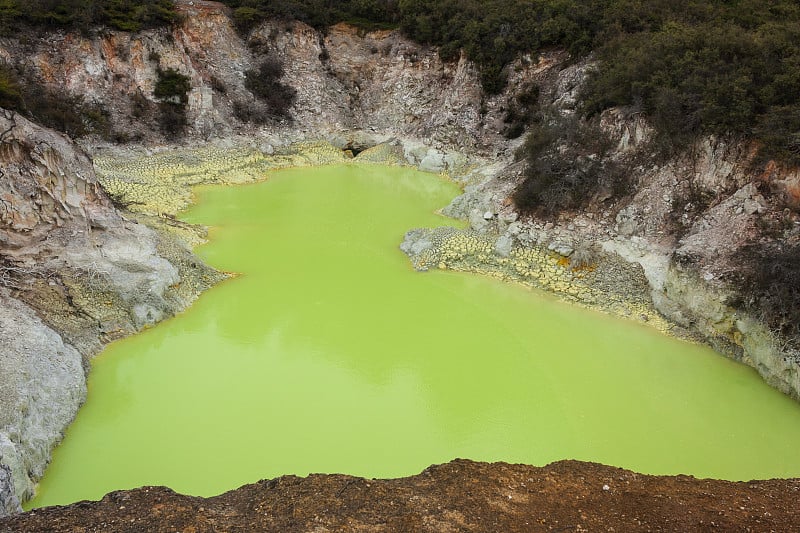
0;63;22;109
154;68;190;105
582;8;800;162
157;101;185;135
243;57;296;120
0;0;178;35
512;110;631;216
221;0;399;34
503;84;539;139
24;83;109;137
154;68;190;134
231;6;264;35
738;242;800;347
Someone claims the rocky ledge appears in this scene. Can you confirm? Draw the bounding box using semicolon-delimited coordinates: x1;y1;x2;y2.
2;460;798;532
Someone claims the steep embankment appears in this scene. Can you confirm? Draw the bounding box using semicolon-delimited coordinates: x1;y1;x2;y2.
0;110;221;512
1;0;799;522
0;0;512;151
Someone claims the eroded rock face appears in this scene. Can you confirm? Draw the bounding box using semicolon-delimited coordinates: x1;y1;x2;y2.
266;21;489;149
0;0;536;154
0;110;196;351
0;110;114;253
0;110;222;513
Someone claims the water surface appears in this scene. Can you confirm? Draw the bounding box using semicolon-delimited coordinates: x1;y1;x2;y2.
30;164;800;508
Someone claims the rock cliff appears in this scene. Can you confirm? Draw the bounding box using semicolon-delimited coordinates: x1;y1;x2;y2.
0;110;221;510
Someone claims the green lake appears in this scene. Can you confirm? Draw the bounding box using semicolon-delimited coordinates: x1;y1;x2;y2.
29;164;800;508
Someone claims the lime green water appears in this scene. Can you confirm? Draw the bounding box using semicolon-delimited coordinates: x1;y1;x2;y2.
29;164;800;508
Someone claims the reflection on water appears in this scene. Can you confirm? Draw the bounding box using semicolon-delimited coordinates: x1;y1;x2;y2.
29;164;800;508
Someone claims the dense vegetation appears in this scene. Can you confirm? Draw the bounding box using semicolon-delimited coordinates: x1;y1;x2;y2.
582;4;800;165
220;0;399;35
0;0;178;34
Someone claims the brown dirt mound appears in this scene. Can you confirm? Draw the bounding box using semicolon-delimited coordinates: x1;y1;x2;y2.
2;459;799;532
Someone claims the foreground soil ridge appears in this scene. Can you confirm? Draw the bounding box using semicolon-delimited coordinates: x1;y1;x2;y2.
2;459;799;532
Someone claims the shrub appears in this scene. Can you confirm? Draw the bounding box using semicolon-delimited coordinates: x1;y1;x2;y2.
232;98;271;124
513;111;631;216
738;242;800;347
581;12;800;162
753;106;800;167
221;0;398;32
0;0;178;35
503;84;539;139
243;57;296;120
130;90;152;118
154;68;190;135
25;86;109;137
157;101;185;135
0;63;22;109
154;67;190;105
231;6;264;35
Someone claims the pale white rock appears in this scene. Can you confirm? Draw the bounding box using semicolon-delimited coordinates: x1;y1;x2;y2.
0;292;87;509
743;198;764;215
0;463;20;516
469;210;491;233
548;241;574;257
419;150;446;173
495;234;514;258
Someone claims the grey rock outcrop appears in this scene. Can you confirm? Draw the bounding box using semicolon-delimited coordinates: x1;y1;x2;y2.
0;109;114;254
0;292;86;504
0;464;20;516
